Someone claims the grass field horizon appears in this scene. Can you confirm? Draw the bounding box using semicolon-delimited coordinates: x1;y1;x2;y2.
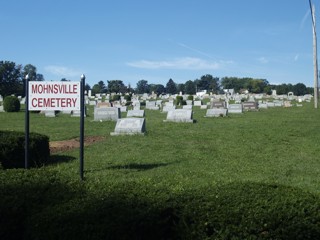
1;101;320;239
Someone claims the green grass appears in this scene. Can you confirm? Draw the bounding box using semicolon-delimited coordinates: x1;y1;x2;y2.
1;102;320;239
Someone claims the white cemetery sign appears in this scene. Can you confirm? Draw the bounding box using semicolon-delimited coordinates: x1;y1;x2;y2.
28;81;80;111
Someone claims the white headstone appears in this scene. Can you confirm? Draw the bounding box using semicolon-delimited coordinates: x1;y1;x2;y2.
127;109;145;117
164;109;193;123
205;108;227;117
228;104;243;113
111;118;146;135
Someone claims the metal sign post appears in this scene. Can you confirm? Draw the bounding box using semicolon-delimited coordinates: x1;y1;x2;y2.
25;74;30;169
80;74;85;180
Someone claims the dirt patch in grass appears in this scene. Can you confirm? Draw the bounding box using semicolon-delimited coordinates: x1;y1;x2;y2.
49;136;105;154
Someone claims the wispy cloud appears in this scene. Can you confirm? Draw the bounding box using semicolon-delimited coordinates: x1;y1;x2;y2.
258;57;269;64
300;9;310;30
44;65;83;78
294;54;299;61
127;57;230;70
177;42;215;59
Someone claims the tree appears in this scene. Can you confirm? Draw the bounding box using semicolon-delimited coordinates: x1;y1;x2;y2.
85;84;91;92
98;80;107;93
107;80;126;94
166;78;177;94
177;83;185;94
136;80;150;94
155;84;165;95
185;80;196;94
0;61;23;96
293;83;307;96
23;64;37;81
35;74;44;81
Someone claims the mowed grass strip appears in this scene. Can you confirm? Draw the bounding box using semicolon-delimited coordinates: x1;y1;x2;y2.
1;102;320;239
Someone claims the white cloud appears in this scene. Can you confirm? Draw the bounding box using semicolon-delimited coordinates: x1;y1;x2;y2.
294;54;299;61
258;57;269;64
127;57;230;70
44;65;83;78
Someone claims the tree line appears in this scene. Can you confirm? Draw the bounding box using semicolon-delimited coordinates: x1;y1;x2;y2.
0;60;313;97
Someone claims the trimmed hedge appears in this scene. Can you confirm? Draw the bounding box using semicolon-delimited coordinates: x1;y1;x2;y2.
3;96;20;112
0;131;50;169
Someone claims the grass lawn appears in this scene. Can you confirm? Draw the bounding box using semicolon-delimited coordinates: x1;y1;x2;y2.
1;102;320;239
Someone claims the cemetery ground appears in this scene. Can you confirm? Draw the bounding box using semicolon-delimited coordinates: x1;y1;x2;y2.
1;102;320;239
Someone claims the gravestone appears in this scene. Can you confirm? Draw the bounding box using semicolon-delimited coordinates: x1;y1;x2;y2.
205;108;227;117
266;102;275;108
72;109;86;117
210;101;225;109
284;101;292;108
186;100;193;105
194;101;202;106
61;110;72;114
162;105;176;112
164;109;193;123
0;105;3;112
44;110;56;117
145;101;159;110
165;101;174;107
273;100;283;107
182;105;192;110
127;109;145;117
120;106;127;113
258;103;268;109
97;102;112;108
111;118;146;136
200;105;207;109
228;104;243;113
242;102;257;111
94;107;120;121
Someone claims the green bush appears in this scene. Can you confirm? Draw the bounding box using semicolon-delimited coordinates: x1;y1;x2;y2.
0;131;50;169
176;96;183;106
111;95;121;102
124;95;131;101
187;95;194;101
3;96;20;112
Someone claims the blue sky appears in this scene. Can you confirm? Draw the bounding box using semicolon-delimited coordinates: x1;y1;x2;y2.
0;0;317;87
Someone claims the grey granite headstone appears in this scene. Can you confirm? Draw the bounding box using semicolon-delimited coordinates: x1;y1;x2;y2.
162;105;176;112
127;109;145;117
164;109;193;123
94;107;120;121
242;102;258;111
228;104;243;113
111;118;146;135
205;108;227;117
210;101;226;109
258;103;268;109
182;105;192;110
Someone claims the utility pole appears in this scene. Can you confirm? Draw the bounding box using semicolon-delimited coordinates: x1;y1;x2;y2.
309;0;319;108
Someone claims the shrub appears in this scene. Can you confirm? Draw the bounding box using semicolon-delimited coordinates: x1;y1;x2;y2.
124;95;131;101
110;95;120;102
176;96;183;106
0;130;50;169
187;95;194;101
3;96;20;112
